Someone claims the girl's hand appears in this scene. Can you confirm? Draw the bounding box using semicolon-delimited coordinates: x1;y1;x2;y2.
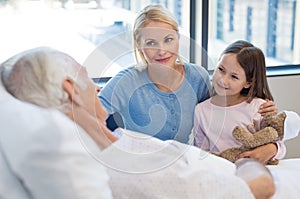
259;99;278;116
237;143;277;164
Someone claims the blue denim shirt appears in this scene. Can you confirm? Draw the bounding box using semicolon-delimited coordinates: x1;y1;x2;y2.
100;63;211;143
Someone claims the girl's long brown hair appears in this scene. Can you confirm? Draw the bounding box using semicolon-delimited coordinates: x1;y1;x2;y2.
220;40;273;102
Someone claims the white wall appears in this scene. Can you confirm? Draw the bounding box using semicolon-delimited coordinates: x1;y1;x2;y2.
268;75;300;158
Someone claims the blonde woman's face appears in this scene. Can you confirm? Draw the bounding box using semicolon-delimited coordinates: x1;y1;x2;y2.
138;21;179;69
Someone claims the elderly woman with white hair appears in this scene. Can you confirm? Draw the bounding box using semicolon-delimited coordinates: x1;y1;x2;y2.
0;48;114;199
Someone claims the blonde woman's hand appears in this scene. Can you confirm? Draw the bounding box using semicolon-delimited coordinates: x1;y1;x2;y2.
259;99;278;116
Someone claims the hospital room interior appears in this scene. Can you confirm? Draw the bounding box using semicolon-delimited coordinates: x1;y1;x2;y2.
1;0;300;198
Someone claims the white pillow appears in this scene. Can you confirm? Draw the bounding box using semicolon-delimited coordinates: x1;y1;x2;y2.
0;80;31;199
283;111;300;140
0;148;31;199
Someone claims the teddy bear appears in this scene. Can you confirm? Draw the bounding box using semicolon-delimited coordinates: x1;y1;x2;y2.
212;112;287;165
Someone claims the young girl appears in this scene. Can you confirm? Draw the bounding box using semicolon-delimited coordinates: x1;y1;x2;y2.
194;40;285;164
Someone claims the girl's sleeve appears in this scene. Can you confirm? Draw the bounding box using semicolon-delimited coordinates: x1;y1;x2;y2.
273;110;300;160
273;141;286;160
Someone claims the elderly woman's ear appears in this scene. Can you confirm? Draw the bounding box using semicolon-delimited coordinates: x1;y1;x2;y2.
63;77;84;107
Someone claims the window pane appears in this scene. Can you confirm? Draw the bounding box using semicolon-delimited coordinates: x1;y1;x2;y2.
0;0;190;78
207;0;300;71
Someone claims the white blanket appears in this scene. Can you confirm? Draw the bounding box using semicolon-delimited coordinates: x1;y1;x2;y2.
268;159;300;198
99;129;253;199
96;128;300;199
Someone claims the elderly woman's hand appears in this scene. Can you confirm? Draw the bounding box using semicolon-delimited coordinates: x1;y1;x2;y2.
68;105;118;150
235;158;275;199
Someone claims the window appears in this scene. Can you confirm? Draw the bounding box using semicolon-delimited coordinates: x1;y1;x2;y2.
0;0;191;78
1;0;298;78
202;0;300;72
85;0;192;78
0;0;134;78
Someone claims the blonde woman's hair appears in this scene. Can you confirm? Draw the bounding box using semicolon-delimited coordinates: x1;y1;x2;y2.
133;4;183;70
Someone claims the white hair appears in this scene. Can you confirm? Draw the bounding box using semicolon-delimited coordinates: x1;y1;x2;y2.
1;47;85;112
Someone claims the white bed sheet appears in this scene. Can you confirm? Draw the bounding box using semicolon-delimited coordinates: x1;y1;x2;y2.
268;158;300;198
100;129;300;198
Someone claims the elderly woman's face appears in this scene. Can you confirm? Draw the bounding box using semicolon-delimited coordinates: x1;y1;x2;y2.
76;66;108;125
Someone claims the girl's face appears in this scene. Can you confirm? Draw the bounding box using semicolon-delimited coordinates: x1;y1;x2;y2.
212;53;251;98
139;21;179;69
